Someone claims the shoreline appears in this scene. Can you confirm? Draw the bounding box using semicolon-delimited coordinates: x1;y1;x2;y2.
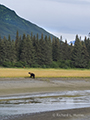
3;107;90;120
0;77;90;97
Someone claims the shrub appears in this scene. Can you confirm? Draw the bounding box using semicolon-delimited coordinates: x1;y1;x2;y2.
14;62;23;68
50;61;59;68
3;61;13;68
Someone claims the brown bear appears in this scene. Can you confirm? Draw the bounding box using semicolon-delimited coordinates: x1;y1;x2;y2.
28;72;35;78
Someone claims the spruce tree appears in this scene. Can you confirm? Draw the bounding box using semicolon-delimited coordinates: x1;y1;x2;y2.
3;36;8;62
15;31;21;61
34;34;41;66
52;38;60;61
7;35;12;61
10;40;16;63
38;34;46;65
84;37;90;59
71;35;82;68
61;40;70;60
80;43;89;68
44;36;52;65
0;37;4;64
20;34;35;66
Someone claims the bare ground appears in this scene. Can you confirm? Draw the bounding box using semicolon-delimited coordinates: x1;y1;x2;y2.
0;77;90;96
7;107;90;120
0;77;90;120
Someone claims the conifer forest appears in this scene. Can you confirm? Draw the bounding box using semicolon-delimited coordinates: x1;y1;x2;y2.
0;31;90;68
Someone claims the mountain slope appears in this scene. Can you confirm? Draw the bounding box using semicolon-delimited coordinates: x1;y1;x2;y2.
0;4;56;40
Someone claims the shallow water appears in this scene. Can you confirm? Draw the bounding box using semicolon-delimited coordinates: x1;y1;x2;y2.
0;90;90;117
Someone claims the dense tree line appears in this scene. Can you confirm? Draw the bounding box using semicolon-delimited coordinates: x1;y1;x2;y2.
0;31;90;68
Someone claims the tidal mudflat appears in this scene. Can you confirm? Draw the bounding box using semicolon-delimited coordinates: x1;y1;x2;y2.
0;90;90;115
0;78;90;120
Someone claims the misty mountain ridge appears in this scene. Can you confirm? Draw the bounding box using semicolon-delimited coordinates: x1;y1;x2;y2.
0;4;56;40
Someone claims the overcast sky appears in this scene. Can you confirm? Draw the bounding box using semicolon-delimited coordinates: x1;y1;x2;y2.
0;0;90;42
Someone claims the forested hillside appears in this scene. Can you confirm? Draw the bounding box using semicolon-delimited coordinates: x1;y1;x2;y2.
0;32;90;68
0;4;55;40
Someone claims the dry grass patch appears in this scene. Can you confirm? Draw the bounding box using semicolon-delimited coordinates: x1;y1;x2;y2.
0;68;90;78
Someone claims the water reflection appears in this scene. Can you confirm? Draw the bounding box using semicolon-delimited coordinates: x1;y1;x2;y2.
0;90;90;116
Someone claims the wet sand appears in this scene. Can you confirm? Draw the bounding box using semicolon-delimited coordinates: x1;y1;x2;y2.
1;108;90;120
3;107;90;120
0;77;90;96
0;77;90;120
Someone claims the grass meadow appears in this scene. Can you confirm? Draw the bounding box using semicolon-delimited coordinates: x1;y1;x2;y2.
0;68;90;78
